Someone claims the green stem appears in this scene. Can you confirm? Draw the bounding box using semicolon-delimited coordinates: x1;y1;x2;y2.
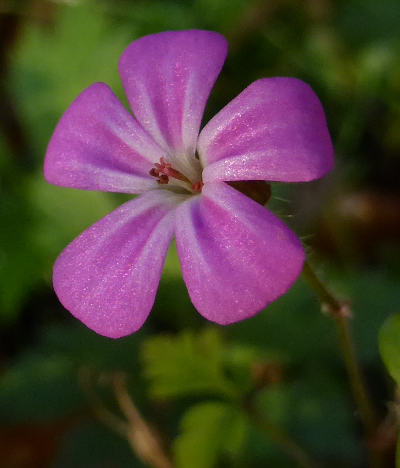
243;399;320;468
302;261;382;467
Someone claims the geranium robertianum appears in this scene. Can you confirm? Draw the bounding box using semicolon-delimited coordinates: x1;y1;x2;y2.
44;30;333;338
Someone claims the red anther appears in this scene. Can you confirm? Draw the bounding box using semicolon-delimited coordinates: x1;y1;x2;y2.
157;174;169;184
149;157;194;187
192;181;204;192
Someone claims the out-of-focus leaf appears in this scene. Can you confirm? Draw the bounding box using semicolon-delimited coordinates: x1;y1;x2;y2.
334;270;400;363
291;372;359;461
0;161;44;321
12;2;130;153
336;0;400;48
53;421;140;468
141;328;237;399
0;353;81;423
255;385;291;426
29;176;117;271
174;401;248;468
379;314;400;384
226;280;336;364
40;323;143;374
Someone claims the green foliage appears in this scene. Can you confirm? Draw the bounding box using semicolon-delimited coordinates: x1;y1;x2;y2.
379;314;400;384
53;422;139;468
255;385;291;427
331;270;399;363
13;2;130;138
141;328;238;399
0;163;44;320
0;352;81;422
174;401;248;468
29;177;117;265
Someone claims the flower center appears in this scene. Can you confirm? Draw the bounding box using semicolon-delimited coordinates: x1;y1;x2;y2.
149;157;203;193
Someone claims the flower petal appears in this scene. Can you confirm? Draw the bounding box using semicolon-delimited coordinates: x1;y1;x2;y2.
45;83;166;193
53;190;182;338
199;78;334;183
175;182;305;325
119;30;227;181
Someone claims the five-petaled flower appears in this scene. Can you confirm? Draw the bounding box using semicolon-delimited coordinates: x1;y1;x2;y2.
44;30;333;338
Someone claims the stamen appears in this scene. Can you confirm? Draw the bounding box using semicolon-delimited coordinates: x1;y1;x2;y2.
149;157;192;185
158;174;169;185
192;181;204;193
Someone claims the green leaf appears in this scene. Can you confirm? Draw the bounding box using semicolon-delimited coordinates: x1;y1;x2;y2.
141;328;236;399
0;161;46;321
53;421;139;468
12;2;130;150
379;314;400;384
174;402;248;468
255;385;291;426
0;353;81;423
29;177;117;266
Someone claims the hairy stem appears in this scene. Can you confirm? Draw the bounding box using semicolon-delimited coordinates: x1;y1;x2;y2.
302;261;382;467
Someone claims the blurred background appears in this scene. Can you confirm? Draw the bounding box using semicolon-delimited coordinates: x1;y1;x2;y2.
1;0;400;467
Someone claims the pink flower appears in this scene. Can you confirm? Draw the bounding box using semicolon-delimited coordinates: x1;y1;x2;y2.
44;30;333;338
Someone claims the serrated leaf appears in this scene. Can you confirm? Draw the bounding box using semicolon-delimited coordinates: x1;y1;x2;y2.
141;328;237;399
174;402;248;468
379;314;400;384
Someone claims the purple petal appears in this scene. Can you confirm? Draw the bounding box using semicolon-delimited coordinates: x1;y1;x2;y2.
53;190;182;338
199;78;334;183
45;83;166;193
175;182;305;325
119;30;227;181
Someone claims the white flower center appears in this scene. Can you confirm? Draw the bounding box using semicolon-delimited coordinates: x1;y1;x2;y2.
149;157;203;194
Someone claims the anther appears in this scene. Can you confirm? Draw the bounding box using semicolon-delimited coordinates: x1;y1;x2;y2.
149;157;192;186
158;174;169;185
192;181;204;192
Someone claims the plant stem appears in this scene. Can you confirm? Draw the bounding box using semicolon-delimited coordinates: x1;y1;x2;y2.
302;261;382;467
243;399;320;468
79;368;129;437
80;369;174;468
112;373;175;468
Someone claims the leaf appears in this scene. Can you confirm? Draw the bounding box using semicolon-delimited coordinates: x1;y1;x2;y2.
0;155;46;321
174;402;248;468
255;385;291;426
0;353;82;423
12;2;131;151
53;421;139;468
141;328;236;399
29;177;117;267
379;314;400;384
